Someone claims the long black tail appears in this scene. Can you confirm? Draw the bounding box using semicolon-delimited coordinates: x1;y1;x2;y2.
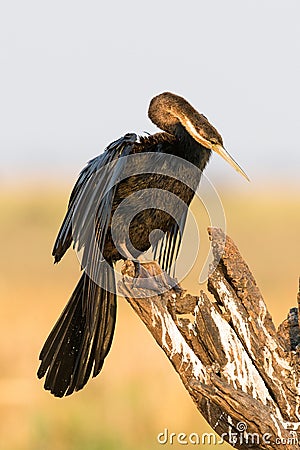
37;266;116;397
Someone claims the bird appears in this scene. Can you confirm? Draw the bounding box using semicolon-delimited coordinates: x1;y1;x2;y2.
37;92;249;397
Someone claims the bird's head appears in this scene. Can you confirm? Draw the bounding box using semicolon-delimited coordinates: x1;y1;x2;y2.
148;92;249;181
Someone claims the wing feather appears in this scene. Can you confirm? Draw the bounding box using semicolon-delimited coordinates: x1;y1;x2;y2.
52;133;137;264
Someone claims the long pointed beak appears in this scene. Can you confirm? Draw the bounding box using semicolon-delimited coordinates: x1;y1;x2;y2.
182;116;250;181
212;144;250;182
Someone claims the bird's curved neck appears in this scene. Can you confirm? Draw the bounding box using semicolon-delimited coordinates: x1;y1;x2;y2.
172;123;211;171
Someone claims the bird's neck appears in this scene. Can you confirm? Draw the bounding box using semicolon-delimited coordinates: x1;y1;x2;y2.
172;123;212;171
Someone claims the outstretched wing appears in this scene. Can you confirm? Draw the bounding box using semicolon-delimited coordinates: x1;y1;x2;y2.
52;133;138;264
38;134;138;396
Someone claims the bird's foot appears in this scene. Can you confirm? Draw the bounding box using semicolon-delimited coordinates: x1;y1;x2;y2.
120;259;145;280
120;260;182;296
132;260;142;279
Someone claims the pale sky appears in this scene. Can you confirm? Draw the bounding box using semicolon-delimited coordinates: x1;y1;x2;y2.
0;0;299;188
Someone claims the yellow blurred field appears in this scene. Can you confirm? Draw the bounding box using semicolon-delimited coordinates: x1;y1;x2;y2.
0;185;299;450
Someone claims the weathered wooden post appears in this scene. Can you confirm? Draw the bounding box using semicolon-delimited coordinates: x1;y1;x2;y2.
119;228;300;449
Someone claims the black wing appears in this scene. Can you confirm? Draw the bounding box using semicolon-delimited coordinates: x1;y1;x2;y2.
52;133;137;264
38;133;138;396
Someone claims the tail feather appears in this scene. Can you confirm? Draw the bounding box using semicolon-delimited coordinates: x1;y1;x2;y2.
37;268;116;397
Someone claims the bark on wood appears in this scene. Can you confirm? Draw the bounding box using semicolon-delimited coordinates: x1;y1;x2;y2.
118;228;300;449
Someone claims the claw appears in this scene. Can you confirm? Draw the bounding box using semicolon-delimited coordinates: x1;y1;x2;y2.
133;260;142;279
120;259;182;296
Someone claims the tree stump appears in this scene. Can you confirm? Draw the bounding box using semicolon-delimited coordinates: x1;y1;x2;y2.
119;228;300;449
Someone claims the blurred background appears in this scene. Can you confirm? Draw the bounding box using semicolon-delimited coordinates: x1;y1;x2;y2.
1;1;299;449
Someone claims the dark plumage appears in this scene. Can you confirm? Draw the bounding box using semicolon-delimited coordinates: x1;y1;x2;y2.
37;92;248;397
